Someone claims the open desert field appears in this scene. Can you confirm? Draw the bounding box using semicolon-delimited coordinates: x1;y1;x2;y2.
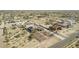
0;10;79;48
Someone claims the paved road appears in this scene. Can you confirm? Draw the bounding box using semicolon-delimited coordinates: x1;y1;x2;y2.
0;29;6;48
49;32;78;48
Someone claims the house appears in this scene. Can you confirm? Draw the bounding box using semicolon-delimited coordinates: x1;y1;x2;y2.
26;26;33;33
